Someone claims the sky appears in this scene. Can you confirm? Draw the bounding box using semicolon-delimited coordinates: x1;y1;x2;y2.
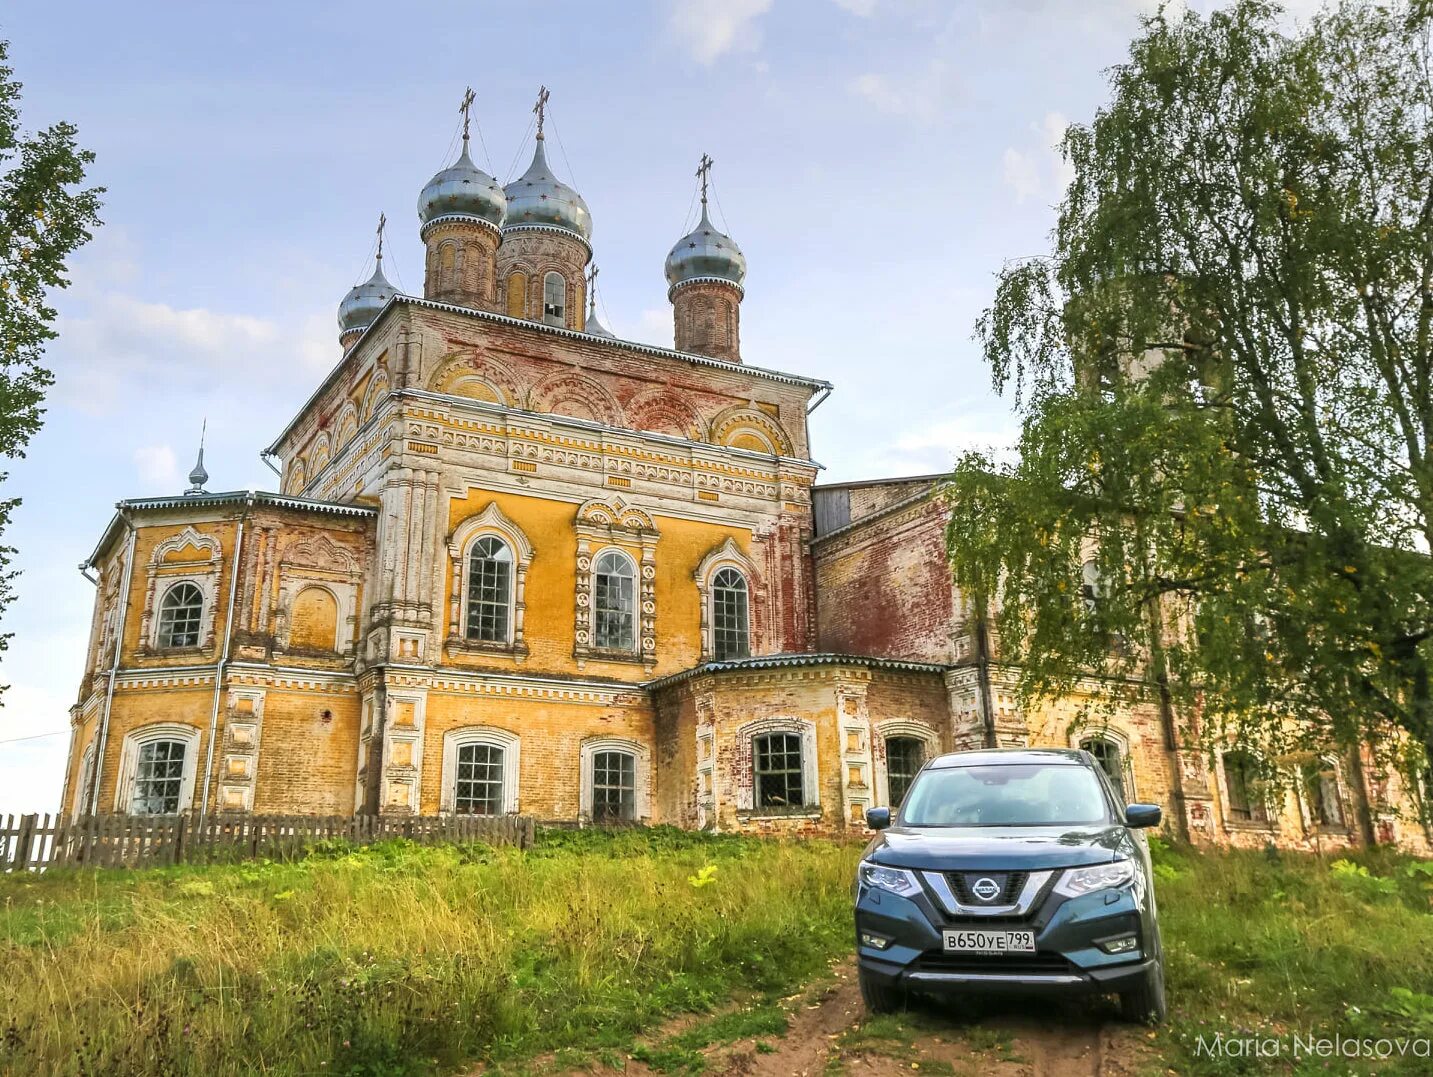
0;0;1325;815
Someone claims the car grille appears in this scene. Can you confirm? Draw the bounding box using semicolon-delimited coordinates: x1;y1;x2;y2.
913;951;1076;976
948;870;1029;906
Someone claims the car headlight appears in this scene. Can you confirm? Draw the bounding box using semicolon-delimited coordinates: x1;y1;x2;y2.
1054;859;1135;898
858;860;922;898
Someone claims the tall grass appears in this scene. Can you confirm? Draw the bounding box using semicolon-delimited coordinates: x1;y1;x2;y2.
0;828;862;1076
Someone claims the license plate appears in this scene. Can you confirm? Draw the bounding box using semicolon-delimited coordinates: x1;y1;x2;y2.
943;929;1036;954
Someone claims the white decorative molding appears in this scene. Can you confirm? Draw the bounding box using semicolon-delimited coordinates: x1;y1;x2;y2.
578;736;652;823
274;535;363;656
139;527;223;653
694;536;756;662
218;688;267;812
440;726;521;814
381;689;428;814
732;715;819;813
573;497;660;671
873;719;941;809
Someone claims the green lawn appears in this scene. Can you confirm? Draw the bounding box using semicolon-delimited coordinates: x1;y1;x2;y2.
2;827;1432;1075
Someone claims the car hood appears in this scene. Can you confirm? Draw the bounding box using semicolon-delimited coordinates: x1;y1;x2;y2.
865;824;1128;871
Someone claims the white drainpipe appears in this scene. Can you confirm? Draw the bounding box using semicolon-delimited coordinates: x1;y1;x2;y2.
89;515;137;815
199;496;251;821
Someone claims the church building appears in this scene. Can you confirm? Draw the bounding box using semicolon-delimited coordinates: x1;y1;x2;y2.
61;91;1430;853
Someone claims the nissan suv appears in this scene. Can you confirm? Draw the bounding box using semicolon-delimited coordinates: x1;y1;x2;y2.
854;748;1166;1023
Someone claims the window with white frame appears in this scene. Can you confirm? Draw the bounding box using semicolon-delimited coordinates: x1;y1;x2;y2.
441;728;520;815
1222;750;1269;824
466;536;513;644
1301;759;1345;828
543;271;566;327
885;736;925;807
117;724;200;816
590;750;637;823
754;731;806;808
1081;735;1131;803
1080;558;1102;613
157;581;204;648
593;550;636;651
454;742;506;815
711;568;749;661
75;742;96;817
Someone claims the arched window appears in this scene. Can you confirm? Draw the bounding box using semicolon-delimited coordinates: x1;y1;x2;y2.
157;582;204;648
543;271;566;327
1301;759;1345;828
506;271;527;318
711;568;749;660
466;536;513;644
1081;735;1130;803
591;750;637;823
455;742;506;815
754;731;805;808
593;550;636;651
1222;750;1268;824
885;736;925;807
132;739;189;815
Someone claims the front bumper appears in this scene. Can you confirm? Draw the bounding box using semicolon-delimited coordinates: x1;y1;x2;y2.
855;872;1156;995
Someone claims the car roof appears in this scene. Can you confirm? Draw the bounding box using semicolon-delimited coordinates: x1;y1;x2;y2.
926;748;1089;769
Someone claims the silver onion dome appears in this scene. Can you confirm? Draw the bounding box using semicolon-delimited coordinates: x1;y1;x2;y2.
338;258;397;336
664;203;746;296
502;137;592;241
584;305;615;338
418;147;507;230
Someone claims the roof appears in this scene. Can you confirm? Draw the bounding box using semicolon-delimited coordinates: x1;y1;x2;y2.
928;748;1089;769
812;472;946;491
266;293;834;454
645;652;950;691
83;490;377;569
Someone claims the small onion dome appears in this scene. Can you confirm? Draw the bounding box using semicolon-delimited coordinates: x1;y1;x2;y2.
584;305;615;339
502;138;592;242
337;259;397;336
418;147;507;232
664;203;746;298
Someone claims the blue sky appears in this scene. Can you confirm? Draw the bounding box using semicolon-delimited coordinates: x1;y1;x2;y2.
0;0;1319;813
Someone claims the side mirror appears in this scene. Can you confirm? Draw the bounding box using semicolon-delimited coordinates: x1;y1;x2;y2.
865;806;892;830
1125;803;1162;829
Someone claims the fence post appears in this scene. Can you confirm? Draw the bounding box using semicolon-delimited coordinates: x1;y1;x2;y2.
15;815;37;872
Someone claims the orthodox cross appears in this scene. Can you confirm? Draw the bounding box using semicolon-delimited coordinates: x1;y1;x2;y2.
375;212;387;263
459;86;476;148
533;85;550;139
585;263;599;315
696;153;714;205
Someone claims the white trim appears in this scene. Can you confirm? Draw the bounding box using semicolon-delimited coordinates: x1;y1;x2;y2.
694;537;755;662
1071;726;1137;803
74;742;96;819
1215;747;1278;831
578;736;652;823
1296;754;1350;832
114;723;202;815
440;726;521;814
873;720;940;807
448;502;535;653
734;715;819;812
140;527;223;652
590;546;639;654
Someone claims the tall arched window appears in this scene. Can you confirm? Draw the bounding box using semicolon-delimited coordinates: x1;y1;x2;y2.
593;550;636;651
591;750;637;823
506;271;527;318
455;742;505;815
543;271;566;327
466;536;513;644
1301;759;1345;828
1081;735;1130;803
132;739;189;815
885;736;925;807
157;582;204;648
711;568;749;660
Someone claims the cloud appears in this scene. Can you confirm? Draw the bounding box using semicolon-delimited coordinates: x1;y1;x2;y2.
869;414;1020;476
832;0;879;14
637;307;673;349
667;0;774;65
134;444;179;489
847;62;955;124
1001;111;1074;204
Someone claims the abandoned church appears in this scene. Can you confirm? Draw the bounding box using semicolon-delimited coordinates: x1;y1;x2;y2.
61;91;1430;854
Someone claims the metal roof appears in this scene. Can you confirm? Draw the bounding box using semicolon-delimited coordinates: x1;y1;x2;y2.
645;652;950;691
82;491;376;569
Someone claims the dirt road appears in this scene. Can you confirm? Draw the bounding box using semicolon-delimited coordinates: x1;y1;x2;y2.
555;958;1164;1077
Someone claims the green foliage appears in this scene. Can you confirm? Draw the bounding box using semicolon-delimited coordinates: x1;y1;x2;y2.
0;37;102;676
946;0;1433;778
0;833;860;1076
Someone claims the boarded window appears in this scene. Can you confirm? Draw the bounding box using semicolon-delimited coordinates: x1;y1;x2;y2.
506;272;527;318
289;586;339;651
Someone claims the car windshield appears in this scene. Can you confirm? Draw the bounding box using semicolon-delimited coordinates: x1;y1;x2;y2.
899;763;1110;827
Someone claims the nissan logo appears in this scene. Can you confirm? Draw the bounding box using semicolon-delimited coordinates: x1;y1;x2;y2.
971;876;1001;902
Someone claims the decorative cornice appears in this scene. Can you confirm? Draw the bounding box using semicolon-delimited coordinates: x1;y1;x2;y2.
499;222;593;256
668;274;745;303
645;652;951;692
420;214;502;243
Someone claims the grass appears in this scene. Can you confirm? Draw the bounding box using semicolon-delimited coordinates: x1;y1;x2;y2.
0;827;861;1076
1151;837;1433;1074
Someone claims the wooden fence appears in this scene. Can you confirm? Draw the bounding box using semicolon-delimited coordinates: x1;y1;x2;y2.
0;812;537;872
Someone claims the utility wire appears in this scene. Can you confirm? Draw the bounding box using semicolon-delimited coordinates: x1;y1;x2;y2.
0;729;68;745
